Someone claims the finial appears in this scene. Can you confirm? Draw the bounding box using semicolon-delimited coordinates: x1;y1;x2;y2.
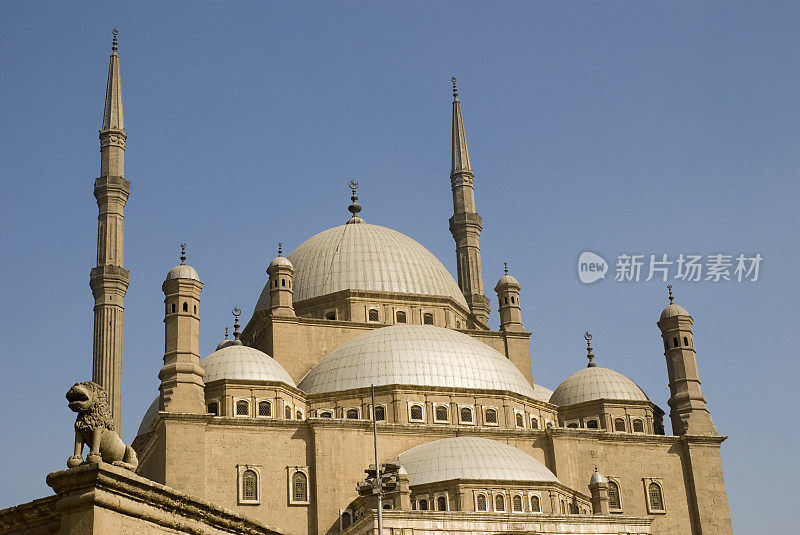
278;242;283;256
232;307;242;343
179;243;186;265
504;262;508;275
112;29;118;53
347;180;362;219
584;331;596;367
667;284;674;304
451;77;458;100
224;326;229;340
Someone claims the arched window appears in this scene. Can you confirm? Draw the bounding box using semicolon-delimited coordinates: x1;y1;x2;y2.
285;405;292;419
586;419;599;429
368;308;379;322
512;494;523;512
292;471;308;502
258;400;271;417
410;404;423;421
633;419;645;433
193;304;197;314
560;501;566;514
510;296;515;304
608;481;621;509
530;495;541;512
546;421;554;429
494;494;505;511
436;496;447;511
374;405;386;421
242;469;258;501
683;336;689;346
183;302;188;312
515;413;524;428
236;399;250;416
396;311;406;323
423;312;434;325
484;408;498;424
418;498;428;511
325;311;336;320
567;422;578;428
346;408;359;419
614;418;626;432
319;410;333;418
341;511;352;528
530;417;539;429
296;409;303;420
207;401;219;416
648;482;664;510
435;405;448;422
504;296;508;304
460;406;473;423
171;303;176;313
673;337;679;347
476;493;487;511
281;278;286;287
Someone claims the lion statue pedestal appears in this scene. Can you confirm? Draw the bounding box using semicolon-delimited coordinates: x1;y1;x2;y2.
66;381;138;471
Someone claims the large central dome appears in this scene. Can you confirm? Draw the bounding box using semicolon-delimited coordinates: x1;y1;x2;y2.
255;223;468;311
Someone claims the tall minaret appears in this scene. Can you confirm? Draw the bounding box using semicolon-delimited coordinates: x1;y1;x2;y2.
448;78;490;326
89;30;129;432
657;286;717;436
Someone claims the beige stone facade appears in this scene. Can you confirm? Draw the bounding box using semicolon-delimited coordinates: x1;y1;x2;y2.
0;34;733;535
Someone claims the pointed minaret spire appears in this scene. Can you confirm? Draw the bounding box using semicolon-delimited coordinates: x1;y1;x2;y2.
90;29;130;431
448;78;490;326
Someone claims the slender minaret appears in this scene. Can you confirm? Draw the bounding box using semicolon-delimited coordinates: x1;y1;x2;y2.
90;30;129;431
448;78;490;325
657;286;717;435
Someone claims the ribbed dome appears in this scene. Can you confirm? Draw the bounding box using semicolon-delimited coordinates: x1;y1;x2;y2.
268;255;293;269
255;223;468;312
166;263;199;281
297;325;538;399
660;303;690;320
201;343;295;385
549;366;648;406
397;437;559;486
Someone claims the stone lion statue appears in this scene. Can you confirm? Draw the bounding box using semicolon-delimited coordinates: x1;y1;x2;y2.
66;381;138;471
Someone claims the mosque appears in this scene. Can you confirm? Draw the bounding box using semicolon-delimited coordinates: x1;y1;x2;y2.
0;35;732;535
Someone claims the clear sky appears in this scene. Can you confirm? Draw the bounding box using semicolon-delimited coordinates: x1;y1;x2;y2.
1;2;798;532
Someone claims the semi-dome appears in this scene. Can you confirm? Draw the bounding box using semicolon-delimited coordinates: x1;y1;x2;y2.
201;343;295;385
297;325;539;399
397;437;559;486
255;223;468;312
137;397;159;437
549;366;648;406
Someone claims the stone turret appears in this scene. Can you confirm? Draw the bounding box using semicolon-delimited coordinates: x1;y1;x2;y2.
494;263;524;331
448;78;490;327
90;29;129;431
657;286;717;435
158;245;206;414
588;469;610;514
267;243;295;317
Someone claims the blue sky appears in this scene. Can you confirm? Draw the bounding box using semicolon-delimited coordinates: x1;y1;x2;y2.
1;2;798;532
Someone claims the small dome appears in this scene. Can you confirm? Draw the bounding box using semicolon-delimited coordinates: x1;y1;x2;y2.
215;338;234;351
166;264;200;281
590;469;607;485
255;223;468;312
495;273;520;289
532;384;554;403
201;344;295;385
268;255;293;269
136;397;159;437
550;366;648;406
660;303;690;320
297;325;539;399
397;437;559;486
